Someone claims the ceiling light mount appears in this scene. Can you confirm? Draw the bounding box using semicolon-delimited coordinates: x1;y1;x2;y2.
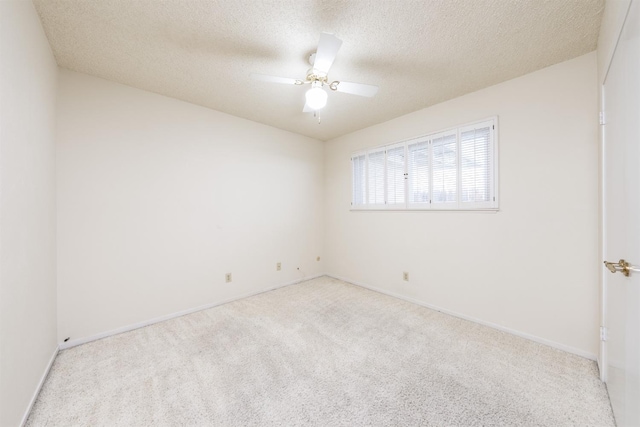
302;71;339;92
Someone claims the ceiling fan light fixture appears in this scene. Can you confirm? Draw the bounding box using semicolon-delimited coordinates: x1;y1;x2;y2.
305;82;328;110
250;33;378;117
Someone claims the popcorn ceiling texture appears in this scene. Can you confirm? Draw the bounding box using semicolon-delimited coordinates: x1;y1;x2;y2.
27;277;613;426
32;0;604;141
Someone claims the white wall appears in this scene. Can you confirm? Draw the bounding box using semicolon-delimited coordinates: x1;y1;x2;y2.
324;52;599;358
57;70;324;343
0;1;58;425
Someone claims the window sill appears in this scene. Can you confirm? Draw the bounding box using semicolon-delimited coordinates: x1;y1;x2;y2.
350;207;499;213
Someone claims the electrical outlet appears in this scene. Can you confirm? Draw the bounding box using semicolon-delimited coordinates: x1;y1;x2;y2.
225;273;232;283
403;272;409;281
276;262;281;271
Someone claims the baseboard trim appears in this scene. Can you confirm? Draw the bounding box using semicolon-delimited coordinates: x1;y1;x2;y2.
58;272;596;360
20;345;59;427
329;274;597;361
59;274;325;350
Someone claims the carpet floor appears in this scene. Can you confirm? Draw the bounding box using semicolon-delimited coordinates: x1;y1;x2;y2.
27;276;614;426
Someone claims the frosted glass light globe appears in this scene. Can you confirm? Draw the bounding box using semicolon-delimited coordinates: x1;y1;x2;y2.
305;85;328;110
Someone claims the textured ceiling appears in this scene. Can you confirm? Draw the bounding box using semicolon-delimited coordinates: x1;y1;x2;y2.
33;0;604;141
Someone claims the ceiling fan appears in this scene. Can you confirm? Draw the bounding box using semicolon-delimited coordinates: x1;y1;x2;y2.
250;33;379;116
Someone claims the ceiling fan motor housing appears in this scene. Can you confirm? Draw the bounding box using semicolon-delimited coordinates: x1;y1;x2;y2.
306;69;328;83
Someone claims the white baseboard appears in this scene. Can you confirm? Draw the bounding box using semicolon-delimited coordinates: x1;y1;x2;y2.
20;345;59;427
328;274;598;361
58;272;597;360
59;274;326;350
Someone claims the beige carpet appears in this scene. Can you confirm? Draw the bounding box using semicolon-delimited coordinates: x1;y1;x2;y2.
27;276;614;426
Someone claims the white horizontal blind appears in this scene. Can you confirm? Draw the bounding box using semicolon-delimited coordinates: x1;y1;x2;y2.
431;132;458;205
350;117;497;211
351;153;366;206
386;144;406;206
460;122;493;207
408;140;430;206
367;148;386;205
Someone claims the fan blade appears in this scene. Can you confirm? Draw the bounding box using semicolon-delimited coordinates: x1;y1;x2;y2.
250;73;300;85
313;33;342;74
333;81;379;97
303;103;314;113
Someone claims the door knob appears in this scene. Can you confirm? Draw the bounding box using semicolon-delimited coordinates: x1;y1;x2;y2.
604;259;633;276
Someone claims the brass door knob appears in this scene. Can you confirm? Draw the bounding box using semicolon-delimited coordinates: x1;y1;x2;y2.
604;259;631;277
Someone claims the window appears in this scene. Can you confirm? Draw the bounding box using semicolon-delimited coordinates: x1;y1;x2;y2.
460;123;493;208
367;148;385;206
407;140;429;206
352;153;366;207
431;132;458;205
351;118;498;211
386;144;406;206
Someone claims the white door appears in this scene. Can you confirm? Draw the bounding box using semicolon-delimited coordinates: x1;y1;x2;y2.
602;1;640;426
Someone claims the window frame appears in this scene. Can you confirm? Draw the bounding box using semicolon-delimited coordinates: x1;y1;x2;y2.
350;117;499;212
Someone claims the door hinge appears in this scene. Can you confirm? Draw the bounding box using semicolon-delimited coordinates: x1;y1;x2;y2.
600;326;608;341
599;111;606;125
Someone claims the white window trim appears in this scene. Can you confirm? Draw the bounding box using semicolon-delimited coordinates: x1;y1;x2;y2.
351;116;499;212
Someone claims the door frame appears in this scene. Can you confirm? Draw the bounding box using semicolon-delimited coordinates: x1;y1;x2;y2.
599;81;607;382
